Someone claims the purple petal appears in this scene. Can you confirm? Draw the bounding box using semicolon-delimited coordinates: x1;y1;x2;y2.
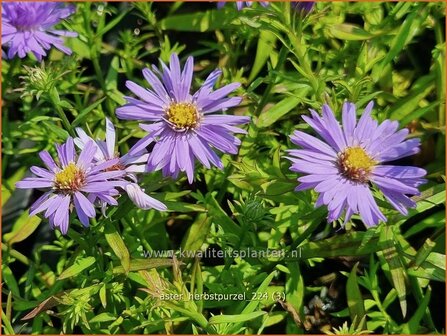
125;80;165;107
142;68;170;103
371;175;419;195
105;118;116;159
65;137;75;163
30;166;54;179
38;150;58;172
74;191;95;217
290;130;337;157
77;140;96;170
81;182;116;193
125;183;167;211
202;114;250;126
44;194;65;217
372;165;426;179
89;158;120;174
16;178;53;189
342;102;357;145
380;187;416;215
379;138;421;162
86;170;125;183
129;134;157;156
54;194;71;234
29;192;54;216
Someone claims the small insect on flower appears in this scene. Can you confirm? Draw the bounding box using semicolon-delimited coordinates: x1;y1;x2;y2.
2;2;78;61
74;118;167;212
16;138;126;234
217;2;269;10
116;53;250;183
287;101;427;227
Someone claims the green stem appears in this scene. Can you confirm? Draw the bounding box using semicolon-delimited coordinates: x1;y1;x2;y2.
284;13;319;96
408;275;437;331
163;302;216;334
2;244;30;266
1;308;15;335
2;58;21;176
433;18;445;126
91;46;119;123
288;208;326;252
121;217;153;252
223;218;248;271
216;46;288;203
48;88;75;137
254;46;289;117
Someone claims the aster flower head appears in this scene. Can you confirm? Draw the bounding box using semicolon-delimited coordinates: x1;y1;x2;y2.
2;2;78;61
287;101;427;227
217;1;269;10
74;118;167;211
116;53;250;183
16;138;126;234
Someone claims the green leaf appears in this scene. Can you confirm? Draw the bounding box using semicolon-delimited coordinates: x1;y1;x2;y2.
387;74;435;121
228;271;276;334
159;10;233;32
399;100;440;126
346;262;366;330
2;167;26;206
408;252;446;282
285;262;304;326
4;211;41;245
2;265;20;298
207;193;242;240
99;284;107;309
106;56;120;91
413;239;436;268
209;311;266;324
377;225;407;317
42;121;69;141
112;258;174;274
249;30;277;82
297;231;379;260
328;23;375;41
72;97;106;127
104;221;130;274
1;308;15;335
90;312;116;323
163;201;206;213
373;7;429;80
96;8;131;37
401;288;431;334
257;96;301;128
181;213;211;252
58;256;96;280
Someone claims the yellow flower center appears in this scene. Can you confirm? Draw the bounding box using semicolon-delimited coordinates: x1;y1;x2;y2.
54;162;85;192
166;102;200;131
337;147;377;182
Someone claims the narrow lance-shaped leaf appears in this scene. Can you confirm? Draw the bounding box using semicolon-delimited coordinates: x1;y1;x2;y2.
377;225;407;317
346;262;366;330
209;311;266;324
104;220;130;274
58;256;96;280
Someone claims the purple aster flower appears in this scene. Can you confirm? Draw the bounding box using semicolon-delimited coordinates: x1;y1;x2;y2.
116;53;250;183
2;2;78;61
74;118;167;212
291;1;315;13
287;101;427;227
217;1;269;10
16;138;125;234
